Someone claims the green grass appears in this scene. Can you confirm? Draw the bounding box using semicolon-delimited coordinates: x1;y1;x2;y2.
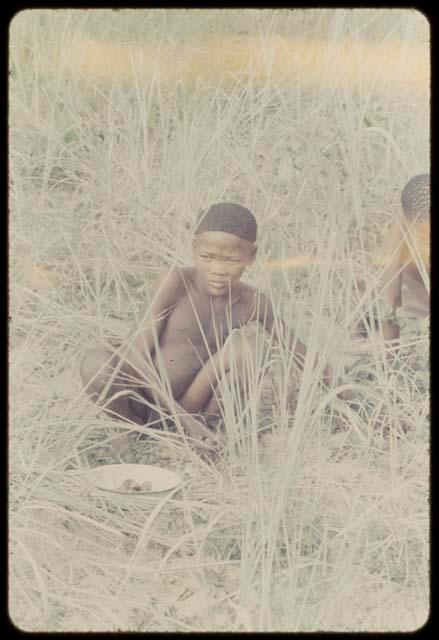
9;8;429;632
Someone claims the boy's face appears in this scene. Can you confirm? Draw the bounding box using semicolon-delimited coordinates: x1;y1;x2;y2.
192;231;256;297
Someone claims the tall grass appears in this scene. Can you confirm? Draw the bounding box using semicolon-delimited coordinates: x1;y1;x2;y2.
9;8;429;631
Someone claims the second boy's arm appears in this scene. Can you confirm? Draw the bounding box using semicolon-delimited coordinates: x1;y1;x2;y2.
375;222;404;343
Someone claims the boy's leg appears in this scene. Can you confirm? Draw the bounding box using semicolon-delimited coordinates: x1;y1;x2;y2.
80;347;151;426
81;347;224;456
178;324;267;416
203;370;233;417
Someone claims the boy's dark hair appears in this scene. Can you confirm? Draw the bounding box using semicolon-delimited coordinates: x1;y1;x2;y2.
195;202;257;243
401;174;430;220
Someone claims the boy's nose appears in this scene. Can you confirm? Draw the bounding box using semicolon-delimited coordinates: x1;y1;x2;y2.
211;261;227;276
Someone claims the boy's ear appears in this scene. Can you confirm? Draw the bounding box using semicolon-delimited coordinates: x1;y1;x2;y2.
250;244;257;262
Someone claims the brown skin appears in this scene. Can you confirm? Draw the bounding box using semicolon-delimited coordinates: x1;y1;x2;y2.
80;230;332;455
352;217;430;358
352;217;430;347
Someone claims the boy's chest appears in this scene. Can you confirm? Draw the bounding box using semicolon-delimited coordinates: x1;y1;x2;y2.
167;293;250;349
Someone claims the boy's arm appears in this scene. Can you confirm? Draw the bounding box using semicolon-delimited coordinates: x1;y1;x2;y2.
375;222;404;343
122;267;181;378
119;267;220;451
253;292;332;388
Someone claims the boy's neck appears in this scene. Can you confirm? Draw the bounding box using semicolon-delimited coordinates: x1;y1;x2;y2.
193;271;242;307
209;286;242;310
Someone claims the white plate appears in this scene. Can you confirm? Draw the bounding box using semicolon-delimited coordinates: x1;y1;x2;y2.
82;464;182;495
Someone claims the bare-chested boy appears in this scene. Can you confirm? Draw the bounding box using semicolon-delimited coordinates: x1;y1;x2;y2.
80;203;332;455
352;174;430;350
378;174;430;343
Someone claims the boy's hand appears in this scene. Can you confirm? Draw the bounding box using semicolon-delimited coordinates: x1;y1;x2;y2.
181;413;224;454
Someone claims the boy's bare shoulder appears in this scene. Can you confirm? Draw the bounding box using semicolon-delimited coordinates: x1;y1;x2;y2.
245;282;270;300
153;265;191;287
239;283;271;316
239;282;257;300
149;265;194;304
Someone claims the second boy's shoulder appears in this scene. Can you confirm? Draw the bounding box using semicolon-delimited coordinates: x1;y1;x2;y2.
152;265;192;295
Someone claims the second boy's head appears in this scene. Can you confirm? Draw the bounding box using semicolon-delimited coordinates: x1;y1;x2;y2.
401;174;430;270
401;174;430;221
192;203;257;297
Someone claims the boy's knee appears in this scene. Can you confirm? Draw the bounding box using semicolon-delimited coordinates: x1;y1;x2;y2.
80;347;116;391
223;325;266;371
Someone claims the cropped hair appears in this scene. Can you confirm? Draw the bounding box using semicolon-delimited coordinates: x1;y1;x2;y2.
401;174;430;220
195;202;257;243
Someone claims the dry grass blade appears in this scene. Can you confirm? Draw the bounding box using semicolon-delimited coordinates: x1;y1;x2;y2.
9;7;429;633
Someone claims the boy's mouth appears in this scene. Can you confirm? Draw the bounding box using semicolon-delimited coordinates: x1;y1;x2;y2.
208;280;228;291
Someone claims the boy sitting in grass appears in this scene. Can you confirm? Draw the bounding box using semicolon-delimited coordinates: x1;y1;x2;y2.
80;202;334;457
352;174;430;358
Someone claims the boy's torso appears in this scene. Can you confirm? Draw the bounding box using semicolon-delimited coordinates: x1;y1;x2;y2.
152;267;257;399
373;221;429;327
378;220;430;293
400;221;430;282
